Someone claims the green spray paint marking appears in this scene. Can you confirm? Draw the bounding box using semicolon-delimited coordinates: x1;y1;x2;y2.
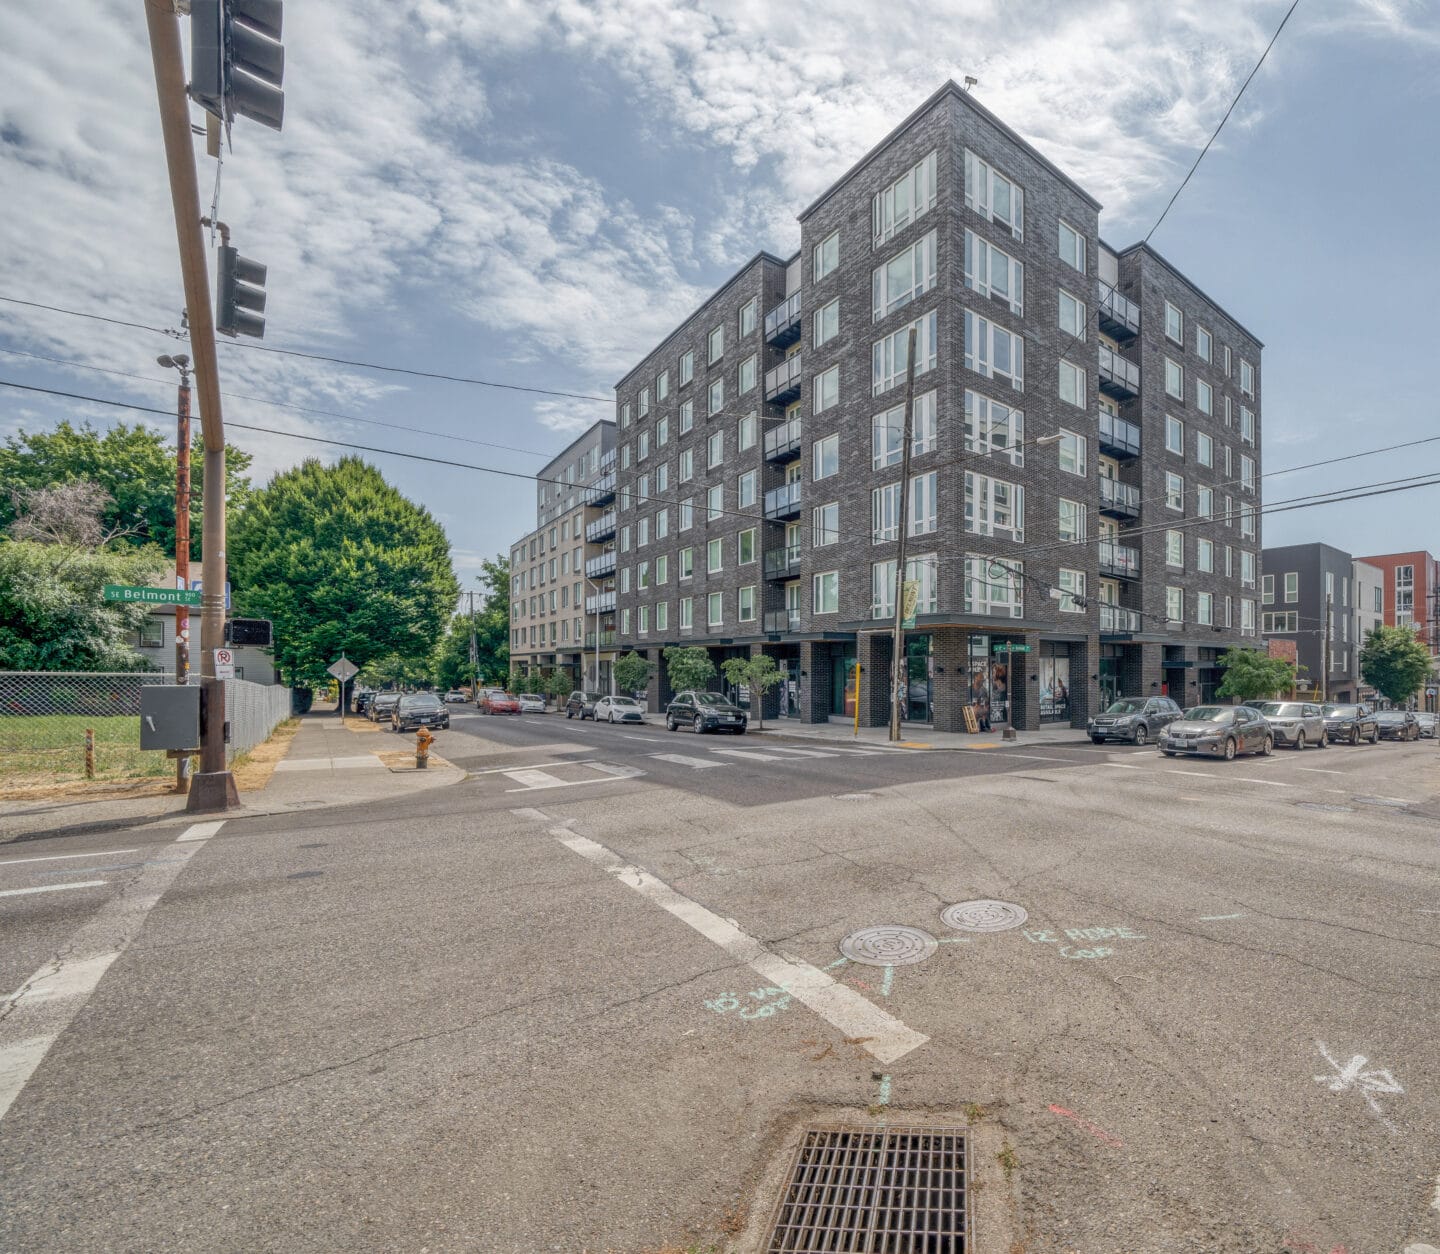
881;965;894;996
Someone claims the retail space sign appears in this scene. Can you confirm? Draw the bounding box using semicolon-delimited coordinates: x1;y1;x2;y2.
993;643;1031;654
900;580;920;629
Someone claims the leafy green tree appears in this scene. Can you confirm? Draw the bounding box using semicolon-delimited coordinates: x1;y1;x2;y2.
614;650;654;696
229;458;459;687
0;539;167;670
664;645;714;693
0;421;251;559
721;654;783;730
544;670;574;702
431;560;511;692
360;651;433;691
1215;648;1296;702
1360;624;1433;706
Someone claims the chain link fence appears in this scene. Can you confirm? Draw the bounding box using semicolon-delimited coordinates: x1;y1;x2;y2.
0;671;292;792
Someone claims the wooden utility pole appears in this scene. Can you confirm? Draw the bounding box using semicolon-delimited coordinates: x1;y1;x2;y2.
174;362;192;794
888;327;918;743
144;0;238;811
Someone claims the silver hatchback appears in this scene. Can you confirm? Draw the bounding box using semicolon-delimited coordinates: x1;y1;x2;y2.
1255;701;1327;750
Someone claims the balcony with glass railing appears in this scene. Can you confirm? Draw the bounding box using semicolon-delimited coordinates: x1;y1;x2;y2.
763;292;802;347
1098;412;1141;459
763;482;802;520
764;354;803;405
584;590;616;615
1099;604;1142;633
1097;281;1140;340
583;629;617;650
763;545;802;581
584;511;617;542
763;417;802;463
1098;345;1140;399
584;550;617;579
1098;478;1140;520
583;468;616;506
763;609;801;634
1098;541;1140;580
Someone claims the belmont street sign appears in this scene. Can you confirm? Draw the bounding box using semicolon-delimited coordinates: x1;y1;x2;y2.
104;584;203;606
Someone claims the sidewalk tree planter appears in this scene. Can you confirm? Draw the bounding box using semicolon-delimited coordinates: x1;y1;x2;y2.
663;646;714;694
613;651;653;698
721;654;783;731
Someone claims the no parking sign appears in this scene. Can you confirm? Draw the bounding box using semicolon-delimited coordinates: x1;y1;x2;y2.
213;648;236;679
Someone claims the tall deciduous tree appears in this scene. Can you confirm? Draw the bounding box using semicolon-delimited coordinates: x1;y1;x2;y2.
432;560;511;692
1360;624;1433;706
0;421;252;559
663;645;714;693
1214;648;1297;702
229;458;459;687
614;651;654;696
721;654;783;730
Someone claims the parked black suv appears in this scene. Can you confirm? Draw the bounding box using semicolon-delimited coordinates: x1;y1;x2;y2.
1087;696;1183;746
565;690;603;720
666;690;747;734
1321;703;1379;745
392;693;450;732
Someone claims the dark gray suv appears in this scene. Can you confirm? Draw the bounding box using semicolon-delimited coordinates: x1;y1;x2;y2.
1088;696;1183;746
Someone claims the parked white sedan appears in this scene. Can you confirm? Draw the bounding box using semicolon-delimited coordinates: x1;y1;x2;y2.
594;695;645;725
516;693;547;714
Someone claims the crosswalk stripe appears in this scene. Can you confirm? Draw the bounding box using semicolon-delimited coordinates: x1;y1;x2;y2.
711;749;822;764
649;753;730;769
504;768;568;789
750;747;839;759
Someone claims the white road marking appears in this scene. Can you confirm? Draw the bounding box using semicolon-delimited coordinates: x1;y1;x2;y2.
586;762;646;779
1297;767;1345;775
618;735;665;742
649;753;730;769
711;749;811;764
0;849;138;867
502;765;642;792
508;807;550;822
555;831;927;1065
0;881;108;899
1432;1171;1440;1211
1102;763;1142;770
1233;777;1292;787
754;747;840;759
0;820;222;1123
994;753;1072;763
472;760;594;774
1166;770;1213;778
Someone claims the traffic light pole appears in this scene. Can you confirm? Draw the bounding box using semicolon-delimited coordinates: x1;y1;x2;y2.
145;0;238;811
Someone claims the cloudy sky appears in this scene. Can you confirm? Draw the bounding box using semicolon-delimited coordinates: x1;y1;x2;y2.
1;0;1437;587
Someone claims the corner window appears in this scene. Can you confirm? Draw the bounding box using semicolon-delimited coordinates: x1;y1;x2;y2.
1058;289;1086;339
1165;415;1184;455
814;298;839;348
963;149;1023;240
872;151;937;248
1164;301;1183;343
1057;429;1086;477
813;433;840;480
680;349;694;386
1165;357;1183;400
963;391;1023;466
813;571;839;614
738;354;757;395
875;230;939;321
708;325;724;364
739;298;757;338
814;365;839;414
1058;220;1086;273
963;229;1023;317
813;230;840;282
874;310;939;395
1058;360;1086;409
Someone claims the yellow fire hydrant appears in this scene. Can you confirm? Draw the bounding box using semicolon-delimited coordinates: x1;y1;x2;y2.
415;726;435;769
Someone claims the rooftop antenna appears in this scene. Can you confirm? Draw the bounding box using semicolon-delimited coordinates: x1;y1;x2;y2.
963;76;978;92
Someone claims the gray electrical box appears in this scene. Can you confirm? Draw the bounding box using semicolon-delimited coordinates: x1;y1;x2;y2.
140;685;201;751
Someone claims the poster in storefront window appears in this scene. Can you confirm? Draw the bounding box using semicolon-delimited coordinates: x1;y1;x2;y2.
1039;653;1071;722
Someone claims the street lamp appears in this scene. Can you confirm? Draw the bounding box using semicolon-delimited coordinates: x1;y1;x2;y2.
157;352;193;795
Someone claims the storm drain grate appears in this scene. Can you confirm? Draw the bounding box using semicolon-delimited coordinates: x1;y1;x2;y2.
764;1125;966;1252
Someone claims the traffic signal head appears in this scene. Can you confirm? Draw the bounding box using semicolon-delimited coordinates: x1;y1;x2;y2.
190;0;285;132
216;245;267;338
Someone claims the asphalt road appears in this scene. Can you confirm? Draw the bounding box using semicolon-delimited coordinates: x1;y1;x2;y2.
2;713;1438;1253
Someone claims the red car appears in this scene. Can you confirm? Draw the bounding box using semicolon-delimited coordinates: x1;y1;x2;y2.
478;689;521;715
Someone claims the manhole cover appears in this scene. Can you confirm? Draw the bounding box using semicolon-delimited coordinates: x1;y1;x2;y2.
840;926;937;967
941;900;1029;933
1296;802;1354;814
287;871;324;880
764;1125;966;1252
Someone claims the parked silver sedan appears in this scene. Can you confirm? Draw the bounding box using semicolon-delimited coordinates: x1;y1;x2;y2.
594;695;645;725
1159;705;1273;760
1255;701;1327;750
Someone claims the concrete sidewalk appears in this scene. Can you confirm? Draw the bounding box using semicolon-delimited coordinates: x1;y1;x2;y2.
628;711;1091;751
0;712;464;845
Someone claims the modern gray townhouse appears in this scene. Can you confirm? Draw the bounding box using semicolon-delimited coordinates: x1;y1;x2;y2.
598;80;1264;731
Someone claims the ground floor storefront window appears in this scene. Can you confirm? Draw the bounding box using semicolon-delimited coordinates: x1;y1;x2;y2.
1099;645;1123;709
967;635;1011;729
1038;642;1071;724
906;634;932;723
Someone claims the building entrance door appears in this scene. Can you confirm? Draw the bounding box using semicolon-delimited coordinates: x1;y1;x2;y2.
905;635;932;723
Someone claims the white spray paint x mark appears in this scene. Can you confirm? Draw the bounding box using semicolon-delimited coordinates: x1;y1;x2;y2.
1313;1040;1403;1131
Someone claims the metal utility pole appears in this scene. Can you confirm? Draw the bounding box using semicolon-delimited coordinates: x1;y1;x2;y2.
888;326;918;743
145;0;237;811
158;353;193;794
1322;592;1332;703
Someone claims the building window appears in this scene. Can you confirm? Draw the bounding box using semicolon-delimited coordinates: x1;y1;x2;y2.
1165;415;1184;455
875;230;938;321
964;555;1023;617
734;585;754;622
679;399;694;433
872;150;937;247
1164;301;1183;343
813;433;840;480
814;365;840;414
1058;220;1085;273
707;537;723;572
1240;503;1256;538
1240;455;1255;491
679;547;693;579
813;502;839;547
655;601;669;631
738;354;757;395
680;349;694;385
1058;289;1085;339
679;498;694;531
1240;358;1255;397
1197;591;1214;625
637;560;650;590
872;482;901;543
963;148;1023;239
813;571;839;614
1166;530;1184;568
137;617;164;648
871;560;896;620
708;378;724;416
1197;431;1213;467
656;553;669;582
738;470;757;508
637;515;650;546
1196;325;1212;362
874;310;938;395
1059;498;1086;543
679;448;694;482
1283;571;1298;603
814;298;839;348
965;473;1024;541
963;229;1024;316
679;597;693;629
1241;551;1256;589
707;484;723;520
738;413;757;451
1057;568;1085;613
738;528;756;564
638;432;650;462
1240;406;1255;444
707;591;723;627
1165;357;1183;400
964;391;1024;466
707;430;724;468
1058;429;1086;477
1058;360;1086;408
909;472;938;536
963;310;1023;391
813;230;840;282
740;297;757;338
657;369;670;401
1166;472;1184;512
639;387;650;418
1262;610;1298;633
1196;378;1213;415
708;324;724;364
1241;599;1256;635
1262;573;1274;604
620;402;631;429
872;390;938;468
1166;586;1184;625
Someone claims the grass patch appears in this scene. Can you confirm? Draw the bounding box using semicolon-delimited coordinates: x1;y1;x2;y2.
0;714;169;789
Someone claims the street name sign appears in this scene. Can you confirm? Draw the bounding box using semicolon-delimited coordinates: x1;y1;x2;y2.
104;584;202;606
993;643;1032;654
